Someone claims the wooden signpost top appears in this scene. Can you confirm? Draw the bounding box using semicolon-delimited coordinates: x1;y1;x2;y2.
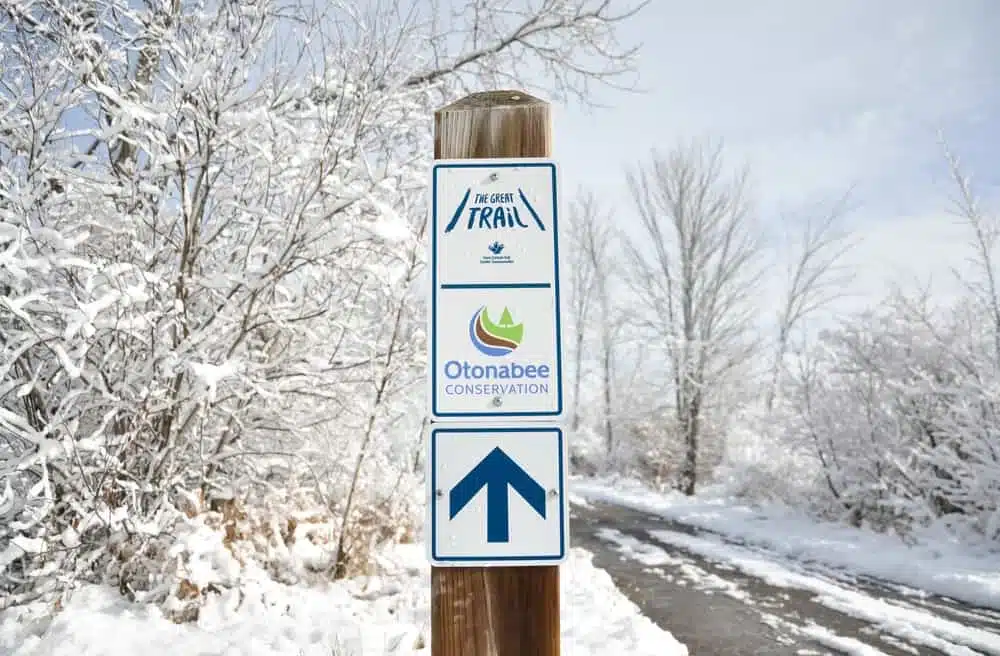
430;90;561;656
434;90;551;160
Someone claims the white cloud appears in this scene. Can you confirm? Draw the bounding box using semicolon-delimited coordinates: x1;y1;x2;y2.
550;0;1000;308
833;211;974;308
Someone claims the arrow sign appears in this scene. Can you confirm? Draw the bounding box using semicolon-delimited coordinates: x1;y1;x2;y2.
428;424;567;566
449;446;547;543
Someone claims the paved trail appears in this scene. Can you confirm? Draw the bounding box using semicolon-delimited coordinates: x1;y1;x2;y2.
571;500;1000;655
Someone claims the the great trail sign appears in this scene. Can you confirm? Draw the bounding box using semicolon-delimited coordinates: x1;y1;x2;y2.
427;424;568;566
428;158;563;420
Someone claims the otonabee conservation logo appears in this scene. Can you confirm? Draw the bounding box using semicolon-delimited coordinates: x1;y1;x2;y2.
469;306;523;357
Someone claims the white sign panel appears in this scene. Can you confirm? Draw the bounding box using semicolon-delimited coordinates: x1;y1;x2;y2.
427;424;568;566
429;159;563;420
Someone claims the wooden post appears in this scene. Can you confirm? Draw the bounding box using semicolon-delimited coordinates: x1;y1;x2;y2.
431;90;560;656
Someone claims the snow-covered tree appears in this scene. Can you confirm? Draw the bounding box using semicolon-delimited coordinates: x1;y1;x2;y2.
563;188;623;466
621;140;763;495
765;193;856;413
0;0;644;606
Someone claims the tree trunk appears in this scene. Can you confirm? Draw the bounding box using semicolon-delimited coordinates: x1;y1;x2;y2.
765;330;789;414
602;341;614;458
678;386;701;496
571;329;585;431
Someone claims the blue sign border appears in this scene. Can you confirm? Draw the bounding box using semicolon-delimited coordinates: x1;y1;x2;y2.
430;161;564;419
430;425;567;563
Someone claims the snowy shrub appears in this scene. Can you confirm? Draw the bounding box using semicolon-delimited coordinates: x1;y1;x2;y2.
777;292;1000;542
0;0;430;603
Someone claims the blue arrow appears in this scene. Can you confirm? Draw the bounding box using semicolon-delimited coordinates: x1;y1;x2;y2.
449;447;546;543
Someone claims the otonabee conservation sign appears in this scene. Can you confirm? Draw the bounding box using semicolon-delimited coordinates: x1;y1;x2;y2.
429;158;563;420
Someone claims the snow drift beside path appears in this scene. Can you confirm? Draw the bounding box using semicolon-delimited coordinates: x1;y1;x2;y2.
573;477;1000;610
563;548;688;654
0;545;687;656
597;525;1000;655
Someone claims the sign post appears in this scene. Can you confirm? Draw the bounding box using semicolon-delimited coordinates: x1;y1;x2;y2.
428;91;565;656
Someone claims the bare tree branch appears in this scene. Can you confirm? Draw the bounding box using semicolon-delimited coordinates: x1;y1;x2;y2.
766;191;858;412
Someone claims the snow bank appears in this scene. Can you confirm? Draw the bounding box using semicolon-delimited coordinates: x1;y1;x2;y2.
563;548;687;655
0;545;687;655
599;526;1000;655
573;476;1000;610
644;529;1000;655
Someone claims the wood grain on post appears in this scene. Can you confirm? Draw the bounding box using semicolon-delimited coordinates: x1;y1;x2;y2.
431;90;560;656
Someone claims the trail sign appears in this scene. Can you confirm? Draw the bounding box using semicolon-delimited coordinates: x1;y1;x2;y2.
428;424;568;566
428;90;563;656
429;159;563;420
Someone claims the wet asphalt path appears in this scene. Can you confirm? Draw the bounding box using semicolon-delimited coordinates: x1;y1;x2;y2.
570;500;1000;655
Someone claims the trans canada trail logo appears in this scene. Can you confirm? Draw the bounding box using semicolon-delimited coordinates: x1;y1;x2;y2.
482;240;513;265
469;306;523;356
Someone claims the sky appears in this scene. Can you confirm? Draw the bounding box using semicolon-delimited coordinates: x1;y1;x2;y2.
547;0;1000;317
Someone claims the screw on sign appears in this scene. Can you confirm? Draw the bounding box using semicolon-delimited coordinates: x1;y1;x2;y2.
428;90;564;656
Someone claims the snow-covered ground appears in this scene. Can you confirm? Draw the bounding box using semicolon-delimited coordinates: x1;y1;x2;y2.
0;544;687;656
571;476;1000;612
597;526;1000;655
